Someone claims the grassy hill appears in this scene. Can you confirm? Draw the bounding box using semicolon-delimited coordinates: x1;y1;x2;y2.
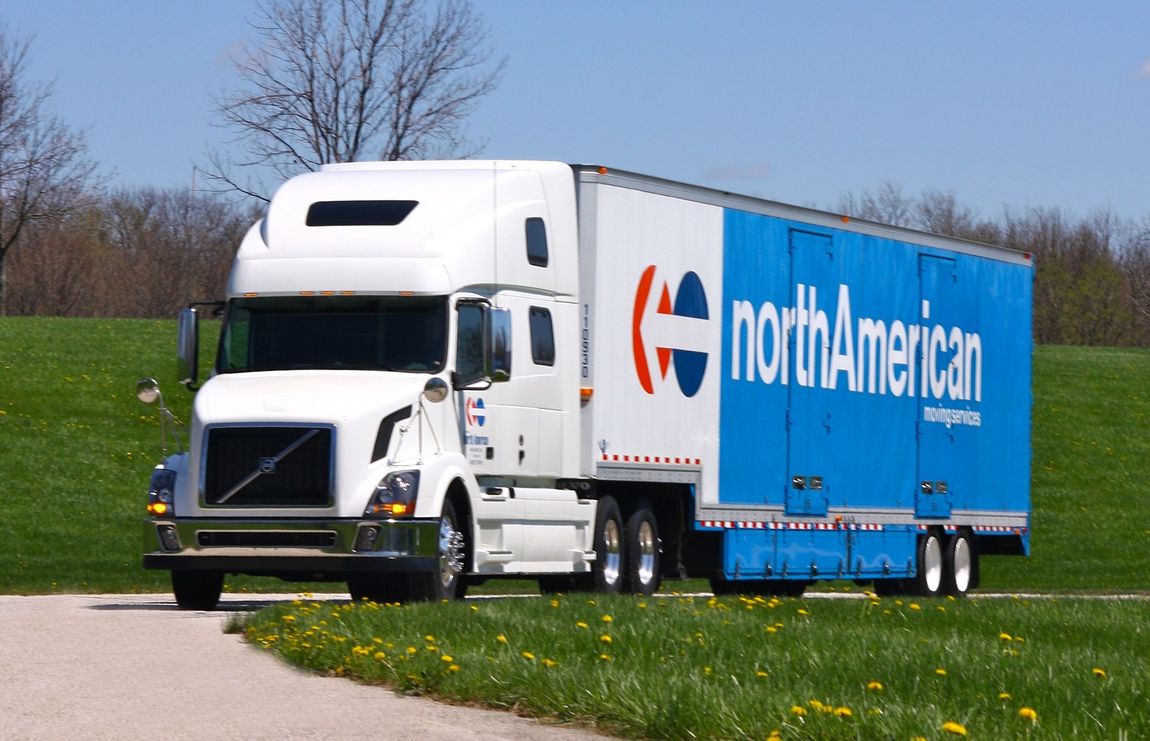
0;317;1146;594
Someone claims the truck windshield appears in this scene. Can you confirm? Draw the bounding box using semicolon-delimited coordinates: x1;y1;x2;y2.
217;296;447;373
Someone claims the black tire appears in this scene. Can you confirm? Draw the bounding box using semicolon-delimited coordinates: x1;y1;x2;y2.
623;504;661;595
591;496;624;593
942;530;977;597
911;530;944;597
172;570;224;611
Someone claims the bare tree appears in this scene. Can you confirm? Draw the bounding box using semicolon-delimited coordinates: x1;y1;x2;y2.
0;26;98;314
207;0;505;200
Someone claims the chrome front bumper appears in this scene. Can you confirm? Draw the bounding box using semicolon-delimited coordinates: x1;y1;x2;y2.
142;517;439;576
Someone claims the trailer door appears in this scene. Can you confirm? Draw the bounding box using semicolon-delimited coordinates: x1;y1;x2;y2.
915;254;964;519
786;229;835;517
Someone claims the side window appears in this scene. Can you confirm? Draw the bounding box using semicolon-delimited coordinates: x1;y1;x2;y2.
526;217;548;267
529;307;555;366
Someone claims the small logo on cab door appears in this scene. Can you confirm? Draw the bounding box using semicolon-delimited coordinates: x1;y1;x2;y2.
259;457;277;474
465;397;486;426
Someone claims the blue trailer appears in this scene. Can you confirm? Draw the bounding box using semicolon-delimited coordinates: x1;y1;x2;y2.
580;166;1031;597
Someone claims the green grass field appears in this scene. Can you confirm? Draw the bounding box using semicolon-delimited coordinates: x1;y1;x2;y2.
236;592;1149;739
1;317;1147;595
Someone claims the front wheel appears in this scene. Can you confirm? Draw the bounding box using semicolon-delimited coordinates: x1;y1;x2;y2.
415;498;468;601
172;570;223;610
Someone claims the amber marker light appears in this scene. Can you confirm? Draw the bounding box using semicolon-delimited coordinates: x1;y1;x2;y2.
598;166;608;175
147;502;169;516
580;387;594;399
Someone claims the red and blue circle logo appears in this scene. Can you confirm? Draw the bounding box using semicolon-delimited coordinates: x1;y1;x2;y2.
465;397;486;426
632;265;709;397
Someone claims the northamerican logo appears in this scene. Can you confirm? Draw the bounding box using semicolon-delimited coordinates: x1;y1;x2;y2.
631;265;709;397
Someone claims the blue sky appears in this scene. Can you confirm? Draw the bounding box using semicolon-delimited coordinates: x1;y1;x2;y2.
5;1;1149;219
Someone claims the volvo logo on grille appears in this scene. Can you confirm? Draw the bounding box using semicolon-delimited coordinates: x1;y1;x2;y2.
258;457;277;474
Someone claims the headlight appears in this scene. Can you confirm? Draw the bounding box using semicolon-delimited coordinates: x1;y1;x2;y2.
364;470;420;518
147;468;177;517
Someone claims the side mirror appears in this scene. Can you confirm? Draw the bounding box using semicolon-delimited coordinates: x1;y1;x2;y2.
489;307;512;384
136;377;161;404
453;301;512;390
176;307;199;389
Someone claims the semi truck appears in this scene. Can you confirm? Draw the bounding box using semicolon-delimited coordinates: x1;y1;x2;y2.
139;160;1032;609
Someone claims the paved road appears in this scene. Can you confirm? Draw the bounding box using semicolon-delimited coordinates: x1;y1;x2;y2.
0;594;605;741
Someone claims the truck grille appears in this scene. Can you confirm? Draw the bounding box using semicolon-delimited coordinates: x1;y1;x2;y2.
196;531;337;548
204;426;333;507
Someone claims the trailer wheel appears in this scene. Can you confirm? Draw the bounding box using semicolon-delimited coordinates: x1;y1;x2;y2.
591;496;624;593
912;530;944;597
623;505;661;595
942;530;976;597
172;570;223;610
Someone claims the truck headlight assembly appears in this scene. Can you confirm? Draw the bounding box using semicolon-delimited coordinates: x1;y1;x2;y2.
365;470;420;518
147;468;177;517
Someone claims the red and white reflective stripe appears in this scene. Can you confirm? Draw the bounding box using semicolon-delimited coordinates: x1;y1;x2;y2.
698;520;1025;533
698;520;885;532
601;453;703;466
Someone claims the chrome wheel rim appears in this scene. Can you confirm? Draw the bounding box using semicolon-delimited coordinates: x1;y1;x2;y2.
923;535;943;593
439;517;465;590
952;537;972;593
601;519;621;586
636;520;657;586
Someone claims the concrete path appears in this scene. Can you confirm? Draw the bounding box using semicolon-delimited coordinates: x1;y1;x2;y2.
0;594;605;741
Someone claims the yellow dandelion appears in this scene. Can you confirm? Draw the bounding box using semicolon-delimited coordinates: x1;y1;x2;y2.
600;634;613;644
521;651;536;661
441;654;453;663
937;606;947;613
808;699;827;712
599;653;612;661
602;614;614;623
942;721;967;736
281;615;296;622
790;705;807;716
1092;668;1107;679
756;670;769;678
542;658;558;668
496;634;508;644
909;603;921;611
373;652;386;660
406;646;417;655
576;621;589;629
835;706;853;718
448;664;460;672
935;668;948;677
425;645;438;653
998;692;1012;701
866;681;884;692
797;608;811;616
767;730;782;741
424;634;435;642
999;632;1013;641
550;599;560;608
1019;707;1038;722
638;602;648;609
469;605;479;613
765;626;778;634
